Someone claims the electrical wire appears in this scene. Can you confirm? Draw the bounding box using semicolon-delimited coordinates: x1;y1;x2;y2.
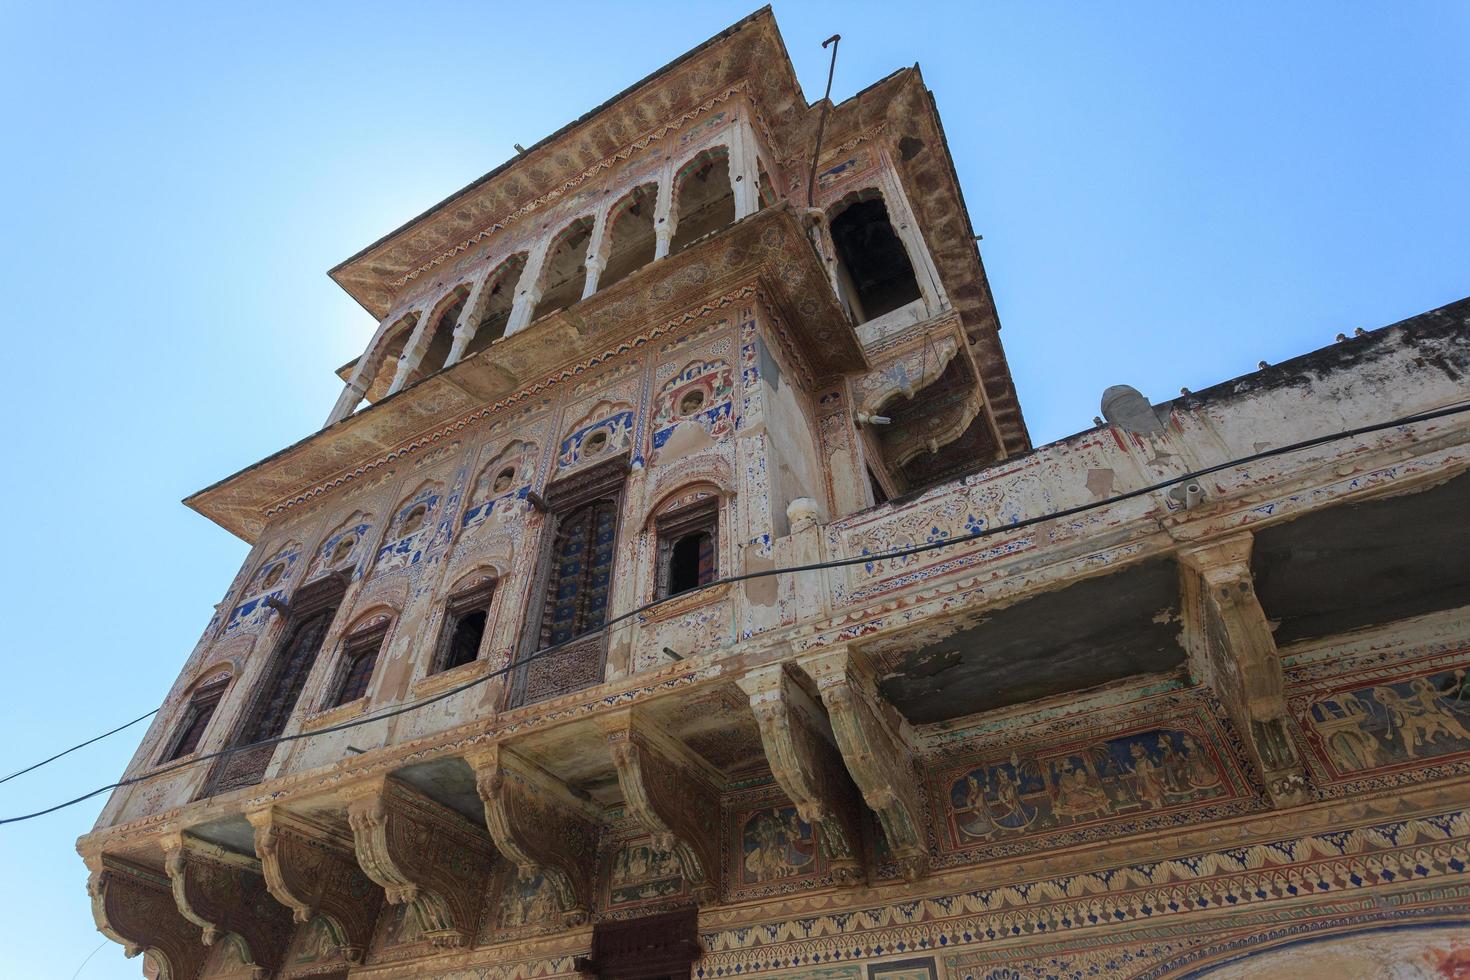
3;400;1467;827
0;710;158;786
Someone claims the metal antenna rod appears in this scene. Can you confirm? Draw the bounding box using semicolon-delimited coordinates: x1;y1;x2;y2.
806;33;842;208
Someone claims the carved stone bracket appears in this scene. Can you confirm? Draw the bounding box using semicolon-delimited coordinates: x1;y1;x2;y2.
88;855;208;980
604;709;723;903
797;646;930;880
248;806;383;966
344;776;494;948
855;313;964;415
736;663;865;885
1180;534;1310;807
467;743;603;926
160;831;293;979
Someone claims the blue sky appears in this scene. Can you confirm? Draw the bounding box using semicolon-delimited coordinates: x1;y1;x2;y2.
0;2;1465;976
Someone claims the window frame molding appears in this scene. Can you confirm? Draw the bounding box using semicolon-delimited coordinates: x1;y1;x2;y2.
157;673;232;765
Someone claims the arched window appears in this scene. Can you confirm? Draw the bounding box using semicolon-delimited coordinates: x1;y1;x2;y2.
827;191;922;323
433;574;496;673
656;498;719;599
159;675;229;763
464;254;527;358
599;183;658;290
669;147;735;254
356;312;419;405
532;218;595;322
328;617;390;707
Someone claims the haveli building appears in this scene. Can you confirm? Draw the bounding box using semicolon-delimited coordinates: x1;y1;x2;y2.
79;9;1470;979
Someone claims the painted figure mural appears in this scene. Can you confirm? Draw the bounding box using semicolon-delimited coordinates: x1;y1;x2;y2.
947;728;1227;845
1308;668;1470;772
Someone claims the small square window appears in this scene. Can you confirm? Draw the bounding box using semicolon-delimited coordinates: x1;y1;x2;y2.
434;581;496;673
161;679;228;763
330;625;388;707
655;499;719;600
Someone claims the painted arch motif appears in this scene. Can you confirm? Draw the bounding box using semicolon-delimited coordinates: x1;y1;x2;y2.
462;440;537;531
557;401;634;471
373;482;442;575
306;510;374;582
650;357;735;457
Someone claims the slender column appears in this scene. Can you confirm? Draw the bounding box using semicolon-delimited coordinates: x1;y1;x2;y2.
504;236;553;337
727;120;761;220
443;273;491;368
385;305;436;394
581;207;611;299
1179;534;1310;807
325;313;400;427
653;166;676;260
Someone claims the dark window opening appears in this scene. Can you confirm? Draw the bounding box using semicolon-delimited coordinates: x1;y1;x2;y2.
532;219;594;322
435;581;495;673
868;467;889;506
656;499;719;601
669;149;735;254
330;624;387;707
161;679;228;763
466;254;526;358
600;183;659;291
668;532;712;596
828;194;922;323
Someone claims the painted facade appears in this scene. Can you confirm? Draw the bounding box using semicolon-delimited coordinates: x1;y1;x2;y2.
79;9;1470;980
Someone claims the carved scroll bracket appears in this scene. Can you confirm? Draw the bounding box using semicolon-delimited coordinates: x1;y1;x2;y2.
467;743;603;926
736;663;865;885
603;708;723;903
160;831;292;979
88;854;208;980
344;776;495;949
247;806;383;966
797;646;930;880
1180;534;1310;807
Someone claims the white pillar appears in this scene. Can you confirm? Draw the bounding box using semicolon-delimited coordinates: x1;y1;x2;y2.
443;274;491;368
581;207;611;299
323;313;400;427
504;235;553;338
653;165;675;260
728;121;761;220
385;306;435;395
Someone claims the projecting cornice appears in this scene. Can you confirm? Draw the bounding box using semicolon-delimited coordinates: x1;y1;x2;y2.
329;7;806;318
187;206;864;541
